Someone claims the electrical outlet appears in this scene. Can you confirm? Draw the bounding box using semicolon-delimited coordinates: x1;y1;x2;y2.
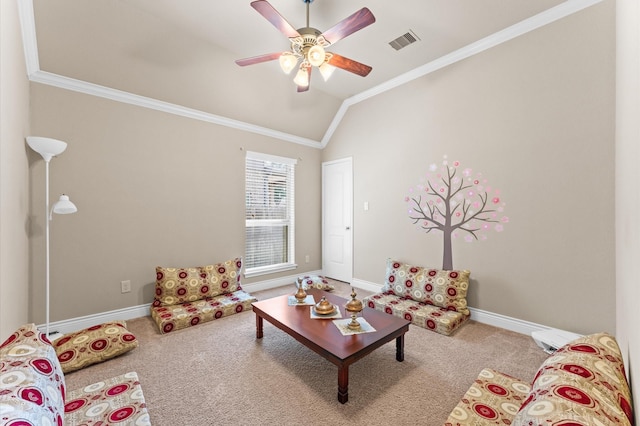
121;280;131;293
305;255;310;263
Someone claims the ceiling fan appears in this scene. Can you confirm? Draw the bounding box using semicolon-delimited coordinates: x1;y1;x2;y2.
235;0;376;92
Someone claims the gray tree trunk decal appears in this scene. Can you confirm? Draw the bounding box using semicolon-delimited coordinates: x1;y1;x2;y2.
406;156;508;270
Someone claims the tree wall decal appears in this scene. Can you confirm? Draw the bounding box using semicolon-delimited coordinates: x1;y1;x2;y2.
406;155;508;270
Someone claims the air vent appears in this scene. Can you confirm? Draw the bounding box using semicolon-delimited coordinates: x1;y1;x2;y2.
389;30;420;51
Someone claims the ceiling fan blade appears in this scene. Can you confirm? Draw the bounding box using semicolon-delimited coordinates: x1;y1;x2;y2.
251;0;301;39
320;7;375;45
297;66;311;92
235;52;282;66
327;53;372;77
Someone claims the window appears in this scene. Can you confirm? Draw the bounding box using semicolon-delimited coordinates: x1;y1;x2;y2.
245;151;296;277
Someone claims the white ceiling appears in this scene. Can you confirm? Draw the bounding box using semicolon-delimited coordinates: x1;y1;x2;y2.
23;0;599;145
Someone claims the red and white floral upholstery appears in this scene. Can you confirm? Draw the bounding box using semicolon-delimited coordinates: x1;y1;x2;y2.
154;257;243;307
150;257;257;334
445;333;634;426
0;323;151;426
0;323;65;425
64;372;150;425
445;368;531;425
363;293;469;336
296;275;335;291
54;321;138;373
151;289;257;334
362;259;471;335
514;333;633;425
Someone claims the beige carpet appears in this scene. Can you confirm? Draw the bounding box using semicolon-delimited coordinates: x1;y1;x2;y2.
63;282;548;426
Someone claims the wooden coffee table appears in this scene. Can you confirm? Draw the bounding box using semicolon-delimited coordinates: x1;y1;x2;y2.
251;289;410;403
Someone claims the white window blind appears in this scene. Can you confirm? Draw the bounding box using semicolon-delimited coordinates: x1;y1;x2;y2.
245;151;296;277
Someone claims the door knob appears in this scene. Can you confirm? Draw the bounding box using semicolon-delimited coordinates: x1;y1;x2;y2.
346;226;351;230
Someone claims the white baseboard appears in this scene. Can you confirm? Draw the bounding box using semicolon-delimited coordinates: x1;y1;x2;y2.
40;272;551;338
39;304;152;336
37;270;321;335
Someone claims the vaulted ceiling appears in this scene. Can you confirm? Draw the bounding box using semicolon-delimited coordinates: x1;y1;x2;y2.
20;0;600;147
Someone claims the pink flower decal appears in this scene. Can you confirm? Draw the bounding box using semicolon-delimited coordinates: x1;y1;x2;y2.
407;155;507;269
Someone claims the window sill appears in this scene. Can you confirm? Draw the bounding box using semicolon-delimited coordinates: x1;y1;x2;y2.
244;263;298;278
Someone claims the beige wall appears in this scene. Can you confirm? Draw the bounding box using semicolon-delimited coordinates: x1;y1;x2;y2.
0;0;31;338
28;84;322;323
323;1;615;335
615;0;639;421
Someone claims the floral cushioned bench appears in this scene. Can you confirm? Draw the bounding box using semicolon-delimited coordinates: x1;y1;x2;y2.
362;259;471;336
445;332;634;426
0;323;150;425
150;257;257;334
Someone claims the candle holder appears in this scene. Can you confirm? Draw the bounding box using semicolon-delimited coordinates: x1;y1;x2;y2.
294;282;307;303
344;288;363;330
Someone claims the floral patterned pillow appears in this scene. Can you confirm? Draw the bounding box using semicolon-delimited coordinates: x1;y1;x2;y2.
0;323;65;426
54;321;138;373
383;259;470;315
154;257;243;307
296;275;335;291
515;333;633;425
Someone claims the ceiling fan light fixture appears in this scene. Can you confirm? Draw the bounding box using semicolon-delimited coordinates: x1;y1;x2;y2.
319;62;336;81
293;64;310;87
307;44;325;67
279;52;299;74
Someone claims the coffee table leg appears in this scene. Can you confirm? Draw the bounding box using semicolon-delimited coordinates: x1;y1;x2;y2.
256;314;263;339
396;334;405;362
338;365;349;404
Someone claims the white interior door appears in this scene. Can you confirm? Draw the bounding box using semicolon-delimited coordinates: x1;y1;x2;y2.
322;158;353;282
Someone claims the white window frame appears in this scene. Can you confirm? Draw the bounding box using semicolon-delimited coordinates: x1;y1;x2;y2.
245;151;297;277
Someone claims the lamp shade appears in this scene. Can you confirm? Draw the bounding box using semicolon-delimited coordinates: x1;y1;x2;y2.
27;137;67;162
307;45;325;67
293;66;310;87
52;194;77;215
279;52;298;74
319;63;336;81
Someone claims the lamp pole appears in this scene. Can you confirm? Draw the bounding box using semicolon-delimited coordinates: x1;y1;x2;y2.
27;136;77;338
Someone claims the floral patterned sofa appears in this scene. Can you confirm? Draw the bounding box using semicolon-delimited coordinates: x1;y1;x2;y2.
0;323;150;425
445;332;634;425
150;257;257;334
362;259;471;336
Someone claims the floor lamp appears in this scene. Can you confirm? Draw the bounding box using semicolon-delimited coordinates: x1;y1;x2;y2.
27;136;78;338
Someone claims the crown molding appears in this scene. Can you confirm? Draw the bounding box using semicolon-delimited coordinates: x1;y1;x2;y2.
18;0;603;149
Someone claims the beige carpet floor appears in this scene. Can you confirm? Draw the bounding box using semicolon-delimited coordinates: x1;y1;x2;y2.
63;281;548;426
